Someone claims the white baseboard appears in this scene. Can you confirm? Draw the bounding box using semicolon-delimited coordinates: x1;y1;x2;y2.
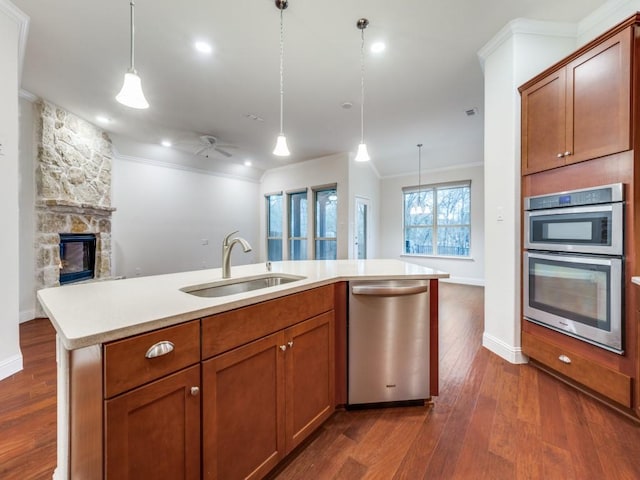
20;309;36;323
440;276;485;287
482;332;528;364
0;353;23;380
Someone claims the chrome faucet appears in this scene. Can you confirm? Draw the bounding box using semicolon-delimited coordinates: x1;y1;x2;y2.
222;231;252;278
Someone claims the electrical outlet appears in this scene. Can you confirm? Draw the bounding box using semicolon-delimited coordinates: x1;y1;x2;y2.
201;239;209;246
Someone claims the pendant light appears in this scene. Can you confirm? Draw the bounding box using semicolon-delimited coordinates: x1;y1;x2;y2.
116;0;149;109
410;144;424;215
354;18;370;162
272;0;290;156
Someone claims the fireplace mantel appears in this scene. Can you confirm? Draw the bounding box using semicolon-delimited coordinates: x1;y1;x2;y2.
36;199;116;216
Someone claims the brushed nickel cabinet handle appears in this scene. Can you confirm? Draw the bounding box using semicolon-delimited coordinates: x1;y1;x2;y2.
287;341;294;348
145;341;175;359
558;354;572;364
279;345;287;352
190;386;200;396
557;153;564;158
564;151;571;156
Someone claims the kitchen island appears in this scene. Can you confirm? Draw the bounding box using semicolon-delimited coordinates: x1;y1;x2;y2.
38;259;448;480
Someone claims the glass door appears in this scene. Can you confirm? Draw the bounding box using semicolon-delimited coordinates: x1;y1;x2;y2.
355;197;369;259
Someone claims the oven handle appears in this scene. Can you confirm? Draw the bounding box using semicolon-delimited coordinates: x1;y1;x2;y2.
525;203;616;216
524;251;621;267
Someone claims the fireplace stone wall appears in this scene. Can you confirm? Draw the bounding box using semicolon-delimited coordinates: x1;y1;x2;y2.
34;100;116;311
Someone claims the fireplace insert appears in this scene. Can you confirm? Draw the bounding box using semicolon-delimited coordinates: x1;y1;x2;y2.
59;233;96;284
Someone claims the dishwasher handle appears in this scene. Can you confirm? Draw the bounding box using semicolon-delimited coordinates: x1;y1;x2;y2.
351;284;429;296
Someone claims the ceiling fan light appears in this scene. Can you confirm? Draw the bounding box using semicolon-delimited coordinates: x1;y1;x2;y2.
116;71;149;109
354;143;370;162
273;134;290;156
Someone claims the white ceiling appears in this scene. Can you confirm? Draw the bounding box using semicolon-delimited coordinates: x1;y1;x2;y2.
13;0;607;178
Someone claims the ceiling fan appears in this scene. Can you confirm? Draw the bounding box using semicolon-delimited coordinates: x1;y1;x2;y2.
191;135;237;158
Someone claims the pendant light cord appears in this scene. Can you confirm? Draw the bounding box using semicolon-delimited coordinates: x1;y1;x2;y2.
129;1;136;72
278;4;285;136
360;26;365;144
418;143;423;203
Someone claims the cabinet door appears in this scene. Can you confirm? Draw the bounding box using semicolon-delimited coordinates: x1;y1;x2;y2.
202;331;286;480
284;311;335;452
105;365;201;480
521;69;567;174
566;28;631;165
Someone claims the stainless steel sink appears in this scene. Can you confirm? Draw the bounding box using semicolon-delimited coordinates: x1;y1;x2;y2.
181;274;306;298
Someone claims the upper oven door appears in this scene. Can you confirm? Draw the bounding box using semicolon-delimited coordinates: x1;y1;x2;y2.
524;203;623;255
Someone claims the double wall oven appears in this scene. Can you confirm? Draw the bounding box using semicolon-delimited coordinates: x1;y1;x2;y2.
523;183;624;354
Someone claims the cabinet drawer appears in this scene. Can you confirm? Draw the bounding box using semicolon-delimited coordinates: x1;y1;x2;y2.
104;321;200;398
522;331;631;407
202;285;334;359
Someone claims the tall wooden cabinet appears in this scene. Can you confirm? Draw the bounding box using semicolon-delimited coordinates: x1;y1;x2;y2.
519;14;640;416
521;27;632;175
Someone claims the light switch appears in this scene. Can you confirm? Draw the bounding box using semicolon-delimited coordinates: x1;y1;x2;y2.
497;207;504;222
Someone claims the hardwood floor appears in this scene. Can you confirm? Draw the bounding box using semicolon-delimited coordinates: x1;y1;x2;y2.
0;318;56;480
2;284;640;479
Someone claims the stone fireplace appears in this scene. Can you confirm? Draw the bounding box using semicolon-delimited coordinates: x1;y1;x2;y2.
34;100;115;311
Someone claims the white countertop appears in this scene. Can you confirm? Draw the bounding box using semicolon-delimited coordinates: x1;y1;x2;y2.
38;259;449;350
633;276;640;286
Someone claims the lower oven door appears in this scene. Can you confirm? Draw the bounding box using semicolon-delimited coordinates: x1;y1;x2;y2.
523;251;623;354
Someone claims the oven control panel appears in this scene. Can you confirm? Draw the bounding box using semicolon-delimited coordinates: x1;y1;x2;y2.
525;183;623;210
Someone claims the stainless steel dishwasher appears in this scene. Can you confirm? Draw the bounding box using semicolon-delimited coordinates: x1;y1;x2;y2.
348;280;430;407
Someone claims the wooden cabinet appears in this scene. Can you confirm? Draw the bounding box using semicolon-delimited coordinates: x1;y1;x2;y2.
520;27;632;175
105;366;201;479
202;311;335;480
102;320;201;480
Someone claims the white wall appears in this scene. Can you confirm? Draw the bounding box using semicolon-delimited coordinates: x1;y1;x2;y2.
379;164;485;285
259;152;351;260
0;2;23;379
18;96;35;323
112;154;260;279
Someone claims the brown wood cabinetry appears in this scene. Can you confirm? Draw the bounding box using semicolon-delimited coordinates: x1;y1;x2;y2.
520;27;632;175
520;14;640;417
202;309;335;480
105;366;201;479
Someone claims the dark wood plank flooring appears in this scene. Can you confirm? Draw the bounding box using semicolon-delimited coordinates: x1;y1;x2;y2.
2;284;640;479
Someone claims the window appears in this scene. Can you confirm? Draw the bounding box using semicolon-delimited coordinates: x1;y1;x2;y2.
314;187;337;259
403;181;471;257
288;190;308;260
265;193;283;261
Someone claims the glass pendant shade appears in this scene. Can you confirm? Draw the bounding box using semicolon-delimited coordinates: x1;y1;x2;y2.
273;134;290;156
354;143;370;162
116;71;149;109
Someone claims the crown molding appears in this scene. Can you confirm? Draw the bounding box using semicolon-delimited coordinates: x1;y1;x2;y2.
577;0;638;45
0;0;30;81
19;88;38;102
477;18;577;71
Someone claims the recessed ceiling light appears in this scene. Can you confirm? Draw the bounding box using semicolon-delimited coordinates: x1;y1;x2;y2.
244;160;252;167
161;140;172;147
194;41;213;54
371;42;386;53
96;115;110;124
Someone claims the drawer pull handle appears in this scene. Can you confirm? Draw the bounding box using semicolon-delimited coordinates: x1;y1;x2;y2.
145;341;175;359
190;386;200;396
558;354;572;364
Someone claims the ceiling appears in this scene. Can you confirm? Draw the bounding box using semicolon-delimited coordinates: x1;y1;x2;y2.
13;0;607;178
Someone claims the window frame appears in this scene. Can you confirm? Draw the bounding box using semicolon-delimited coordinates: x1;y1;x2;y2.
313;185;338;260
402;180;471;258
265;192;283;261
287;189;309;260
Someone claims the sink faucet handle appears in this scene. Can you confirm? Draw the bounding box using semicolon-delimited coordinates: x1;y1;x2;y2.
223;230;239;245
